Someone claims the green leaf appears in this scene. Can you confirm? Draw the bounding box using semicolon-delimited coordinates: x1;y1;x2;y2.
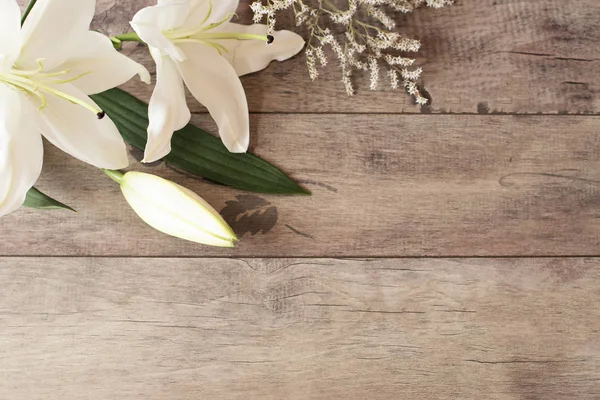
22;0;38;25
91;89;310;195
23;187;76;212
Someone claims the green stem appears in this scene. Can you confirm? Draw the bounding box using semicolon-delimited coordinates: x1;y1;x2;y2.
103;169;125;185
21;0;38;25
110;32;146;50
111;32;145;44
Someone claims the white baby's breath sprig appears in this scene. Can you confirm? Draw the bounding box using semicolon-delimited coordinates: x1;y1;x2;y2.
401;67;423;81
368;56;379;90
388;69;399;89
315;46;328;67
251;0;452;104
305;48;319;80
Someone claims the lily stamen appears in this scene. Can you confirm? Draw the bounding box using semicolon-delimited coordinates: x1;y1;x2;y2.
10;59;45;76
171;32;274;49
37;82;104;117
193;32;272;42
198;12;236;33
0;67;103;116
48;72;92;86
164;2;272;48
168;11;230;39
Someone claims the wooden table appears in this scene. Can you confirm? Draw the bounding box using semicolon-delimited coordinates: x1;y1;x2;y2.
3;0;600;398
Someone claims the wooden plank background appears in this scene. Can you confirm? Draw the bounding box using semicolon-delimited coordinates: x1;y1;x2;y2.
2;258;600;399
3;0;600;398
3;114;600;257
113;0;600;114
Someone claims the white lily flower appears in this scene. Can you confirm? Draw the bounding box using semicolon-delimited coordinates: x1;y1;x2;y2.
105;170;238;247
130;0;305;162
0;0;150;216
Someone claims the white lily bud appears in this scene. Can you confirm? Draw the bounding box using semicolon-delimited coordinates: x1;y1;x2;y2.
104;170;237;247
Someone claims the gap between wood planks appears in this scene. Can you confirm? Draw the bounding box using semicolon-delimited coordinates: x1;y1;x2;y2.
197;112;600;116
2;255;600;259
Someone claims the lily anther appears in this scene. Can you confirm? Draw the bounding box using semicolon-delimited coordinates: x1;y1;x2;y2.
0;61;105;119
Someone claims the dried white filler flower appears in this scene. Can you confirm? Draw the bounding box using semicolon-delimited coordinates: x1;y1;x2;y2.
251;0;452;104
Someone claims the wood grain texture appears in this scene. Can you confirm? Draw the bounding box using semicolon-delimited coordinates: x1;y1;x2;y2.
1;257;599;400
7;2;600;399
2;114;600;257
86;0;600;114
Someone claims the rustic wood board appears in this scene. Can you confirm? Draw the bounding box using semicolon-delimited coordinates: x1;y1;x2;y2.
3;115;600;257
7;1;600;398
1;257;599;400
84;0;600;114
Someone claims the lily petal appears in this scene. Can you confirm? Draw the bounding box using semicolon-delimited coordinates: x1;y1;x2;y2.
58;31;150;95
38;83;129;169
153;0;238;29
149;0;192;30
19;0;96;70
177;0;210;30
157;0;236;31
203;0;238;25
144;47;191;163
0;0;21;68
131;2;189;61
0;84;44;217
177;43;249;153
217;24;305;76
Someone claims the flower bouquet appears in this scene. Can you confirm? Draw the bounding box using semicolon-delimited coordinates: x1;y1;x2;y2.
4;0;451;246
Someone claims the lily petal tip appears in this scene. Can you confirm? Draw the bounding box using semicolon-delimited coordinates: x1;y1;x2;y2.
139;68;152;84
224;139;249;154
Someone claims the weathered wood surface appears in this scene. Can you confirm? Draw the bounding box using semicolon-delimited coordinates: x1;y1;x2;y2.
7;1;600;398
3;115;600;257
1;257;599;400
88;0;600;114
